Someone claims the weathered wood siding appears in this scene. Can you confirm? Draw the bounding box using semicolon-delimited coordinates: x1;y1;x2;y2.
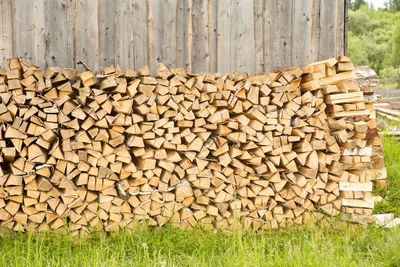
0;0;347;74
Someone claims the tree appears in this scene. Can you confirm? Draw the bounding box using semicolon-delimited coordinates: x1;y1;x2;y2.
385;0;400;11
392;21;400;65
348;7;398;77
349;0;367;10
348;9;369;35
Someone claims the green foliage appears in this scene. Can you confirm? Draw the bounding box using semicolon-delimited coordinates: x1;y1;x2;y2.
348;6;400;78
349;0;367;11
385;0;400;11
348;9;369;35
392;21;400;65
380;66;399;79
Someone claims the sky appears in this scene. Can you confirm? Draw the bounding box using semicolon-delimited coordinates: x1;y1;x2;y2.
365;0;387;9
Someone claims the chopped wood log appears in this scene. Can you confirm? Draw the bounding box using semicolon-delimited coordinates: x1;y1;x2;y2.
0;55;385;233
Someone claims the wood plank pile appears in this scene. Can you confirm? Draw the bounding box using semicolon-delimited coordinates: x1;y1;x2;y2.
353;65;389;191
0;56;386;234
317;56;387;222
374;102;400;123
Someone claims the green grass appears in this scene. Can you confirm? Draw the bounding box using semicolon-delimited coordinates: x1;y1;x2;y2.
374;117;400;217
0;224;400;266
1;120;400;266
377;82;398;87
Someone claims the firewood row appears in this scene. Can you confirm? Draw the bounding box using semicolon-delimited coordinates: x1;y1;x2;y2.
0;56;385;234
309;57;386;223
354;65;388;191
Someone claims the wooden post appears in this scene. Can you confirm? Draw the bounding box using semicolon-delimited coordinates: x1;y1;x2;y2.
398;69;400;89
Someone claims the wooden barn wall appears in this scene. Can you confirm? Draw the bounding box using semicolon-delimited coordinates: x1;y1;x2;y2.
0;0;347;75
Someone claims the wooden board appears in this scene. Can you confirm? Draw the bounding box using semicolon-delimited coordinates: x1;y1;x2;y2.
339;182;373;192
0;0;12;63
342;199;374;209
1;1;346;74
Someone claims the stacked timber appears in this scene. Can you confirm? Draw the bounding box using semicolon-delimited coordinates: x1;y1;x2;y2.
0;56;385;234
353;66;389;190
305;56;386;223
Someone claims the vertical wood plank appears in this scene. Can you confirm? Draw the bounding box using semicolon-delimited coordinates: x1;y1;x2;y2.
208;0;218;73
310;0;321;62
253;0;264;74
114;0;134;70
132;0;148;70
32;0;48;68
335;0;345;56
0;0;13;66
5;0;346;73
191;0;209;73
344;0;349;56
176;0;192;70
230;0;255;74
292;0;313;67
279;0;293;68
99;0;116;68
12;0;35;62
318;0;337;59
217;0;231;75
75;0;100;72
263;0;281;71
33;0;75;69
147;0;177;73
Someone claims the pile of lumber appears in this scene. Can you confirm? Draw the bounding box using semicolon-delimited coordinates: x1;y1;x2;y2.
374;102;400;123
309;57;387;223
352;66;389;191
0;56;386;234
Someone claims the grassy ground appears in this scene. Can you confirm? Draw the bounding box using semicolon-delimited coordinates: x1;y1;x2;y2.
0;119;399;266
374;117;400;217
0;224;399;266
377;82;398;88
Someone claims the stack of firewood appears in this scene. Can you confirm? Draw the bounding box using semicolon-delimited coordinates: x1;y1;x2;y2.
305;56;386;223
353;66;388;191
0;56;385;234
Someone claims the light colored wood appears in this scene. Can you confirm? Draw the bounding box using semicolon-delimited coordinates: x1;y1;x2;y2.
332;110;370;118
309;0;321;62
385;218;400;228
147;0;177;73
325;92;364;105
335;0;345;56
217;0;231;75
75;0;100;71
253;0;264;74
191;0;209;73
12;0;35;62
176;0;192;71
0;54;381;232
318;0;337;59
230;0;255;74
132;0;149;69
375;107;400;118
263;0;282;70
342;199;374;209
44;0;75;68
339;182;372;192
2;1;346;74
373;213;394;226
0;0;12;63
292;0;313;68
99;0;116;67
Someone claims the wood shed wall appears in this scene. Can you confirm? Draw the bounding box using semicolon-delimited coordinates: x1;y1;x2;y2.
0;0;347;75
